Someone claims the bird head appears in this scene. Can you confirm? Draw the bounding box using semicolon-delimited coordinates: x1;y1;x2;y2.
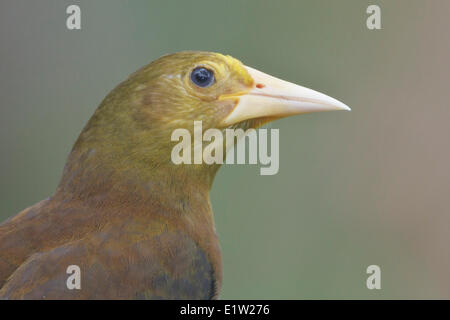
128;51;350;132
60;51;349;202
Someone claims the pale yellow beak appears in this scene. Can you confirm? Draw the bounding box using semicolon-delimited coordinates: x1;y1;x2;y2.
220;66;350;126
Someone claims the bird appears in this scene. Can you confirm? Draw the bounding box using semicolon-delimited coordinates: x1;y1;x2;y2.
0;51;349;299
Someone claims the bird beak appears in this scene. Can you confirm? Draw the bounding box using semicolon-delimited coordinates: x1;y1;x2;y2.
220;66;350;126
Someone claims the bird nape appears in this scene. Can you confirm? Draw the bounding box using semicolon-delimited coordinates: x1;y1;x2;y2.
0;51;349;299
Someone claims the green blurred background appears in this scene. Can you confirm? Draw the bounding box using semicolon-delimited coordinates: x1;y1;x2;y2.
1;0;449;299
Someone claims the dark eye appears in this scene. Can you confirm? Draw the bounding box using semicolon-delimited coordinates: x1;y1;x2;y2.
190;67;215;88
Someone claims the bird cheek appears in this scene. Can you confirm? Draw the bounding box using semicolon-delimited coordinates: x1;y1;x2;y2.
214;98;240;128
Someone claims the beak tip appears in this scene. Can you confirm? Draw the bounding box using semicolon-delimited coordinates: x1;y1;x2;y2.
333;100;351;112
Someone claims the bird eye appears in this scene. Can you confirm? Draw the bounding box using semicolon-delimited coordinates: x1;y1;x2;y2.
190;67;215;88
